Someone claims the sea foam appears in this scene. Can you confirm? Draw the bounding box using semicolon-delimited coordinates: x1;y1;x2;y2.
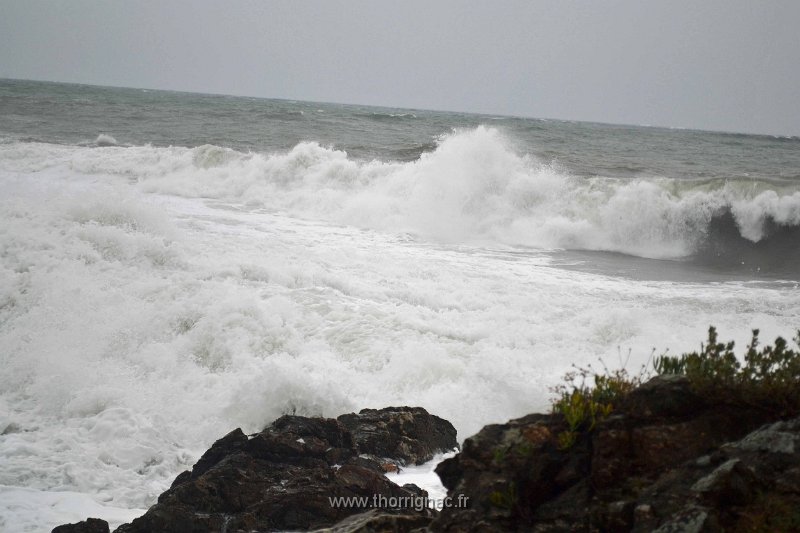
95;134;118;147
4;127;798;262
1;130;799;530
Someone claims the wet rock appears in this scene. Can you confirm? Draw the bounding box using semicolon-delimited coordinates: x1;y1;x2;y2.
728;418;800;454
431;414;574;532
347;454;390;474
431;375;800;532
111;408;452;533
649;506;717;533
690;458;757;506
189;427;249;477
338;406;458;465
57;381;800;533
169;427;249;489
315;508;434;532
52;518;109;533
599;500;635;533
621;374;701;419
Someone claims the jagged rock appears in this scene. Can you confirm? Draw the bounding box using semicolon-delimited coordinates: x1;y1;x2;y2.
338;407;458;465
432;413;571;532
649;506;718;533
431;376;799;532
591;403;764;491
55;383;800;533
169;427;249;489
620;374;702;419
107;407;453;533
628;417;800;531
315;508;435;532
52;518;109;533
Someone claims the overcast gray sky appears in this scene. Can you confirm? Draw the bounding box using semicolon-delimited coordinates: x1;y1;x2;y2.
1;0;798;136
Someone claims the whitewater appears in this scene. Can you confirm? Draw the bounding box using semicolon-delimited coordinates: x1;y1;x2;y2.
1;80;798;531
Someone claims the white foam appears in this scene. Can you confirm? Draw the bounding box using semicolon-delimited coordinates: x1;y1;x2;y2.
730;189;800;241
1;135;798;528
3;128;797;259
95;134;118;147
385;452;455;506
0;485;144;532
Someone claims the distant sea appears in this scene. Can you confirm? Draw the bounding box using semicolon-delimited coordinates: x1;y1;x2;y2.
1;79;798;530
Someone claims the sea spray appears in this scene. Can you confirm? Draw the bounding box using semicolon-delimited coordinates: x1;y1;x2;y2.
3;128;800;263
1;80;799;530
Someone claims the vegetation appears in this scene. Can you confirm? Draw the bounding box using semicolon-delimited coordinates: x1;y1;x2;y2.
551;364;644;449
488;482;517;510
551;327;800;448
655;327;800;416
734;492;800;533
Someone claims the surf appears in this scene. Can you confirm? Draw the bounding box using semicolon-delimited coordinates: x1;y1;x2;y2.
3;126;798;274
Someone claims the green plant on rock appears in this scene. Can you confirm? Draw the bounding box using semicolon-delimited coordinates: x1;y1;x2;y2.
492;447;507;465
551;364;642;449
734;492;800;532
557;428;578;450
551;326;800;451
514;441;535;458
654;327;800;416
555;390;585;450
488;482;517;510
654;326;739;389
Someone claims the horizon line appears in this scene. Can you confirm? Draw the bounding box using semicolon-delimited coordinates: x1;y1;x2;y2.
2;76;798;141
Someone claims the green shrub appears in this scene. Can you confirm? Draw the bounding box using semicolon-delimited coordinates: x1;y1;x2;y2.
489;482;517;510
551;327;800;450
551;365;643;449
653;326;739;388
654;327;800;416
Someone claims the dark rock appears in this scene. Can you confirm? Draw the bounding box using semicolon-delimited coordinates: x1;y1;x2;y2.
434;453;461;491
113;408;449;533
621;374;702;419
598;500;636;532
629;417;800;531
168;469;190;489
431;414;568;532
63;376;800;533
431;376;799;532
401;483;427;498
690;458;758;507
189;427;248;477
272;414;355;449
167;427;249;490
348;453;390;474
647;505;719;533
52;518;109;533
338;406;458;465
591;404;764;492
315;508;434;532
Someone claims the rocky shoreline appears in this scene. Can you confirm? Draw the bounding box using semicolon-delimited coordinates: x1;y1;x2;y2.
54;377;800;532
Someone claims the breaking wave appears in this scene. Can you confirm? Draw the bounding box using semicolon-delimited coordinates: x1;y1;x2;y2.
2;126;798;266
95;134;119;147
2;123;799;530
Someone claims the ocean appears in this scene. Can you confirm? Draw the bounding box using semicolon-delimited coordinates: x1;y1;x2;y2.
1;79;798;531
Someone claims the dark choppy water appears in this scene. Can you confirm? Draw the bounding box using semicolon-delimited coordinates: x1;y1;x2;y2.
3;78;799;179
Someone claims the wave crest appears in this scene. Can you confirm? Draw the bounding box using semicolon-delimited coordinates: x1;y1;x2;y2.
95;134;118;147
4;127;800;265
